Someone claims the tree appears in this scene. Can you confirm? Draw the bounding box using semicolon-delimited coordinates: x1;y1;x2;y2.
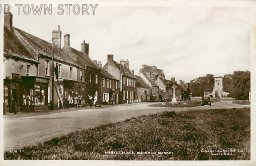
223;74;233;96
189;74;214;97
232;71;250;100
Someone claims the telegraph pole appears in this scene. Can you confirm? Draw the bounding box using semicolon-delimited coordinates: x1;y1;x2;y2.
51;41;54;110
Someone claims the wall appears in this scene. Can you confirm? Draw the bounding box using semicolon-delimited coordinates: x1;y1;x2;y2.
4;57;37;78
155;77;166;92
137;87;150;102
103;61;120;80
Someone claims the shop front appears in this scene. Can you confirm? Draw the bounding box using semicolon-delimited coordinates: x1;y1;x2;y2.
3;73;22;114
63;80;86;108
21;76;49;112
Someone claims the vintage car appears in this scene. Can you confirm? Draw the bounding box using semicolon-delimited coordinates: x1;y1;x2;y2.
201;97;211;106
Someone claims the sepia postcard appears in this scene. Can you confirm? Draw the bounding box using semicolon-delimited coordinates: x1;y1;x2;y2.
0;0;255;166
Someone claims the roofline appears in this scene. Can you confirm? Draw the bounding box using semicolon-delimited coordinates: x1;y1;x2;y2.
4;52;39;64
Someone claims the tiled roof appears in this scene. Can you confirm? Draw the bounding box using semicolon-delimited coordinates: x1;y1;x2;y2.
112;61;136;78
135;75;150;88
101;69;118;80
63;46;100;70
4;26;37;62
140;71;158;87
14;27;78;67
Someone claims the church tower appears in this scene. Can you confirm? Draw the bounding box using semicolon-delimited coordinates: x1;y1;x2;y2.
212;77;223;98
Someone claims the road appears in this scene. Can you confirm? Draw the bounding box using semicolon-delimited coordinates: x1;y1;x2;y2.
4;100;249;151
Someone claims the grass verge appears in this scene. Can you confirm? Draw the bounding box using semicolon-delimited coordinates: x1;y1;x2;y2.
5;108;250;160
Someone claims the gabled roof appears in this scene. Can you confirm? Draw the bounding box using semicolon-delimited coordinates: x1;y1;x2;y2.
14;27;78;67
63;46;100;70
4;26;37;62
135;75;150;88
112;61;136;78
101;69;118;81
140;71;158;87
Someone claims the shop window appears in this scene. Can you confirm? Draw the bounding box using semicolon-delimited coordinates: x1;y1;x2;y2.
26;65;30;76
123;91;125;100
4;85;9;109
103;93;109;102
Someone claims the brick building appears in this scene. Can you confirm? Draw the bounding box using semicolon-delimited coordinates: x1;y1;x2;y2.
103;55;137;104
63;36;101;106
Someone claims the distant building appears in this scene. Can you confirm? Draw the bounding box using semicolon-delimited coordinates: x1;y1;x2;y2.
103;55;137;104
138;69;159;101
211;77;229;98
135;75;150;102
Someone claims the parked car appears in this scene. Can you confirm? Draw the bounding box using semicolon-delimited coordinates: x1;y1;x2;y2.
201;97;211;106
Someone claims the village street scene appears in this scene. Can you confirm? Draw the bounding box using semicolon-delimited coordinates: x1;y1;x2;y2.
2;5;251;162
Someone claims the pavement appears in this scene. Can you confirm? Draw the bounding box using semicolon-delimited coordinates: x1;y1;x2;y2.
3;100;249;151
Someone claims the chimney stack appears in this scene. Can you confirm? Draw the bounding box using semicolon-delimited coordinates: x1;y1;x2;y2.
52;25;62;48
64;34;70;47
81;40;89;56
120;59;129;69
107;54;113;62
4;12;13;28
93;60;97;65
98;61;102;68
131;70;134;75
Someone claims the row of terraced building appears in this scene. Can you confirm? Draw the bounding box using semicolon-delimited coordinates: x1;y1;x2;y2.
3;12;189;114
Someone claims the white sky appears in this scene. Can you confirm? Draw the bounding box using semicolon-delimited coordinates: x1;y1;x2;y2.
12;6;250;82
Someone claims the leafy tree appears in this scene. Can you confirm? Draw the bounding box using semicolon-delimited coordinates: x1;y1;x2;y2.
232;71;250;100
223;74;233;96
189;74;214;97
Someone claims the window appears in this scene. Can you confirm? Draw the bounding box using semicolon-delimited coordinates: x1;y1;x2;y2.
95;74;98;84
123;91;125;100
57;64;62;78
106;79;109;88
103;78;105;87
45;61;49;76
116;81;118;89
109;80;112;88
89;74;91;83
26;65;30;76
126;78;129;86
70;67;73;79
80;70;83;81
122;77;125;85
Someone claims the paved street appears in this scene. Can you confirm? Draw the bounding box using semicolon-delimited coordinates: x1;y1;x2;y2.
4;100;249;151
